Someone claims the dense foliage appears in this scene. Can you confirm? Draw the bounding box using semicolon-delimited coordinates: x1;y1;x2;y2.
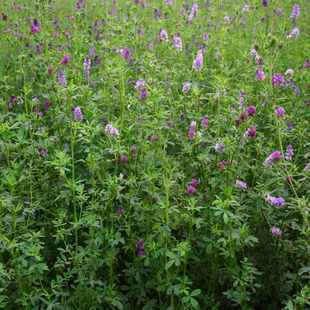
0;0;309;309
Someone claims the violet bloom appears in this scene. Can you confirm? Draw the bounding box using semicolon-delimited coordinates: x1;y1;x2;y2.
264;151;282;166
235;180;247;190
272;74;286;87
31;19;41;34
188;3;198;22
275;106;285;118
173;34;183;51
266;195;285;207
120;48;132;61
262;0;269;7
76;0;85;10
159;29;168;42
135;79;146;91
136;239;145;256
165;0;173;4
105;124;119;137
235;111;248;127
271;226;282;237
304;162;310;172
186;184;197;195
214;143;225;153
192;50;203;71
203;33;209;41
190;178;199;188
287;27;300;39
256;68;266;81
290;4;300;20
244;126;257;138
188;121;197;140
285;144;294;160
139;88;148;100
239;92;245;107
201;116;209;129
83;57;91;80
182;81;191;94
60;54;70;65
250;48;258;58
57;70;67;87
73;106;83;121
246;105;256;116
119;154;129;164
303;59;310;68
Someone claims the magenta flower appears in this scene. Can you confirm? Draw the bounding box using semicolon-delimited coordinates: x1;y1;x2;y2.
182;82;191;94
119;154;129;164
173;34;183;51
262;0;269;7
73;106;83;121
201;116;209;129
246;105;256;116
159;29;168;42
256;68;265;81
31;19;41;34
244;126;257;138
188;121;197;140
192;50;203;71
266;195;285;207
271;226;282;237
105;124;119;137
60;54;70;65
190;178;199;188
186;184;197;195
275;107;285;118
264;151;282;166
235;180;247;190
272;74;286;87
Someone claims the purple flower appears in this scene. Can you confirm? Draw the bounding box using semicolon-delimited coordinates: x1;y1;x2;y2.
264;151;282;166
182;82;191;94
159;29;168;42
271;226;282;237
73;106;83;121
136;239;145;256
304;162;310;172
31;19;41;34
165;0;173;4
285;144;294;160
139;88;148;100
290;4;300;20
235;111;248;127
235;180;247;190
246;105;256;116
250;48;258;58
119;154;129;164
188;121;197;140
105;124;119;137
57;70;67;87
60;54;70;65
272;74;286;87
214;143;225;153
76;0;85;10
256;68;266;81
38;148;48;158
186;184;197;195
83;57;91;80
188;3;198;22
303;59;310;68
275;106;285;118
192;50;203;71
173;34;183;51
203;33;209;41
239;92;245;107
262;0;269;7
135;79;146;91
244;126;257;138
120;48;132;61
266;195;286;207
190;178;199;188
201;116;209;129
287;27;300;39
